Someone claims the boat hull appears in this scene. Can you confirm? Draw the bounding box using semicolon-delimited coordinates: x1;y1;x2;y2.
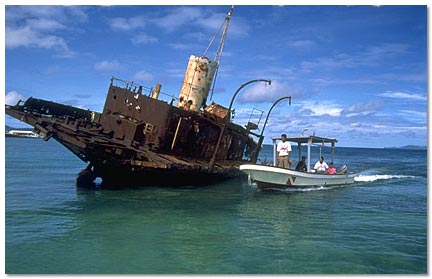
239;164;355;190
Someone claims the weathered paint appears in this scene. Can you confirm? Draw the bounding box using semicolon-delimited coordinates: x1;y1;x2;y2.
5;78;261;188
177;55;218;111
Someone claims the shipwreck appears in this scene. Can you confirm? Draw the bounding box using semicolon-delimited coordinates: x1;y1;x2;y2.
5;6;276;188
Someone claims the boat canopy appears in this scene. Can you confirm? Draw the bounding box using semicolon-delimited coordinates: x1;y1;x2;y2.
271;135;338;172
280;136;337;145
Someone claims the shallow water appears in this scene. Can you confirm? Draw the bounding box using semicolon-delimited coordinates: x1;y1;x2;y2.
5;138;427;274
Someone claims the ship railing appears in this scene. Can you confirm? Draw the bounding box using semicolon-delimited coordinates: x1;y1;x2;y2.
110;76;177;103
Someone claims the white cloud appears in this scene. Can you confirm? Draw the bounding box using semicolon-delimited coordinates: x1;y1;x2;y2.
107;6;250;39
133;70;154;82
168;43;194;51
341;101;382;117
5;6;86;57
364;43;409;59
153;7;203;32
379;91;427;101
7;6;64;22
399;110;426;118
287;39;315;48
299;43;410;73
131;33;158;45
5;91;26;105
26;18;66;31
108;7;204;33
7;6;88;23
398;110;427;123
184;32;208;41
109;16;147;31
94;60;123;72
300;101;342;117
190;10;250;38
238;81;304;104
6;26;70;52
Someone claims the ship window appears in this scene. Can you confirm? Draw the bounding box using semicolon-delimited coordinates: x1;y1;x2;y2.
143;123;154;134
124;98;129;104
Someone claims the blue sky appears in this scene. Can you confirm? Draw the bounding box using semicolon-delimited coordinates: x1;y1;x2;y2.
4;5;428;148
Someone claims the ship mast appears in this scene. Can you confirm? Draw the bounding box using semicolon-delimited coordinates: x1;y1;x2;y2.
209;5;234;65
203;5;234;100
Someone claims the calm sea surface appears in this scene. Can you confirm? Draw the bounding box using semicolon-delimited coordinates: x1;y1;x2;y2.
5;137;427;274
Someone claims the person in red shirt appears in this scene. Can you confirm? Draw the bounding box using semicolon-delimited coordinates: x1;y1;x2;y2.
327;162;337;174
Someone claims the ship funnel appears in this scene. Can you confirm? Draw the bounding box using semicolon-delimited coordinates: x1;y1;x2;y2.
177;55;218;111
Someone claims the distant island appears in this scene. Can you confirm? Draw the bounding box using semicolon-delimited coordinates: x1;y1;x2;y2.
384;145;427;150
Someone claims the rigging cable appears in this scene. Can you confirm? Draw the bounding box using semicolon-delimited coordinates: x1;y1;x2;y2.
201;6;235;101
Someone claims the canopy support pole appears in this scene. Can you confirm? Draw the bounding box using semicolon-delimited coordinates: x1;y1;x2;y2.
307;138;312;172
272;138;278;167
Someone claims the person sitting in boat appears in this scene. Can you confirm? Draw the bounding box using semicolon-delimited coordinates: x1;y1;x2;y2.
277;133;291;168
295;156;307;172
327;162;337;174
314;156;329;173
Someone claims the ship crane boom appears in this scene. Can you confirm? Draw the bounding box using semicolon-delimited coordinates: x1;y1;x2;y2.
203;5;234;100
207;5;234;65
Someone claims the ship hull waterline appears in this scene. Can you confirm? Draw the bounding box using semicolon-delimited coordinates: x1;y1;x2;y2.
77;164;244;188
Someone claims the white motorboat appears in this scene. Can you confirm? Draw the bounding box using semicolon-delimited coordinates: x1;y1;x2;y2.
6;130;40;138
240;135;356;190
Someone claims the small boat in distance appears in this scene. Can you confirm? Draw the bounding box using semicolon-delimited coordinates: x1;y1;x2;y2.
239;135;356;190
6;130;40;138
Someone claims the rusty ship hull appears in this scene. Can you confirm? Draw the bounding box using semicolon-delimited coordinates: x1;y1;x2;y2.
5;79;260;188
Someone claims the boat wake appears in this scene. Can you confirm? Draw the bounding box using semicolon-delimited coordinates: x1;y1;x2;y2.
354;174;416;182
252;174;417;193
256;184;348;193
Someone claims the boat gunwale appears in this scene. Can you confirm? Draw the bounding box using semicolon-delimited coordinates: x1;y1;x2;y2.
239;164;356;179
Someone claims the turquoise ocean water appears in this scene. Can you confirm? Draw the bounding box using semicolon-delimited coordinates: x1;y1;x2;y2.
5;137;427;274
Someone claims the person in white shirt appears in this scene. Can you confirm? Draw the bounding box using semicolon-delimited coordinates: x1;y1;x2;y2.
277;134;292;168
314;156;329;173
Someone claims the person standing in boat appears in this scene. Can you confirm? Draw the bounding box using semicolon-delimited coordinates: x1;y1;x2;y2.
314;156;329;173
277;134;292;168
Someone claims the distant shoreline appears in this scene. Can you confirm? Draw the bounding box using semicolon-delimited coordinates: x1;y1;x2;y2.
5;125;426;149
261;143;427;150
383;145;427;150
